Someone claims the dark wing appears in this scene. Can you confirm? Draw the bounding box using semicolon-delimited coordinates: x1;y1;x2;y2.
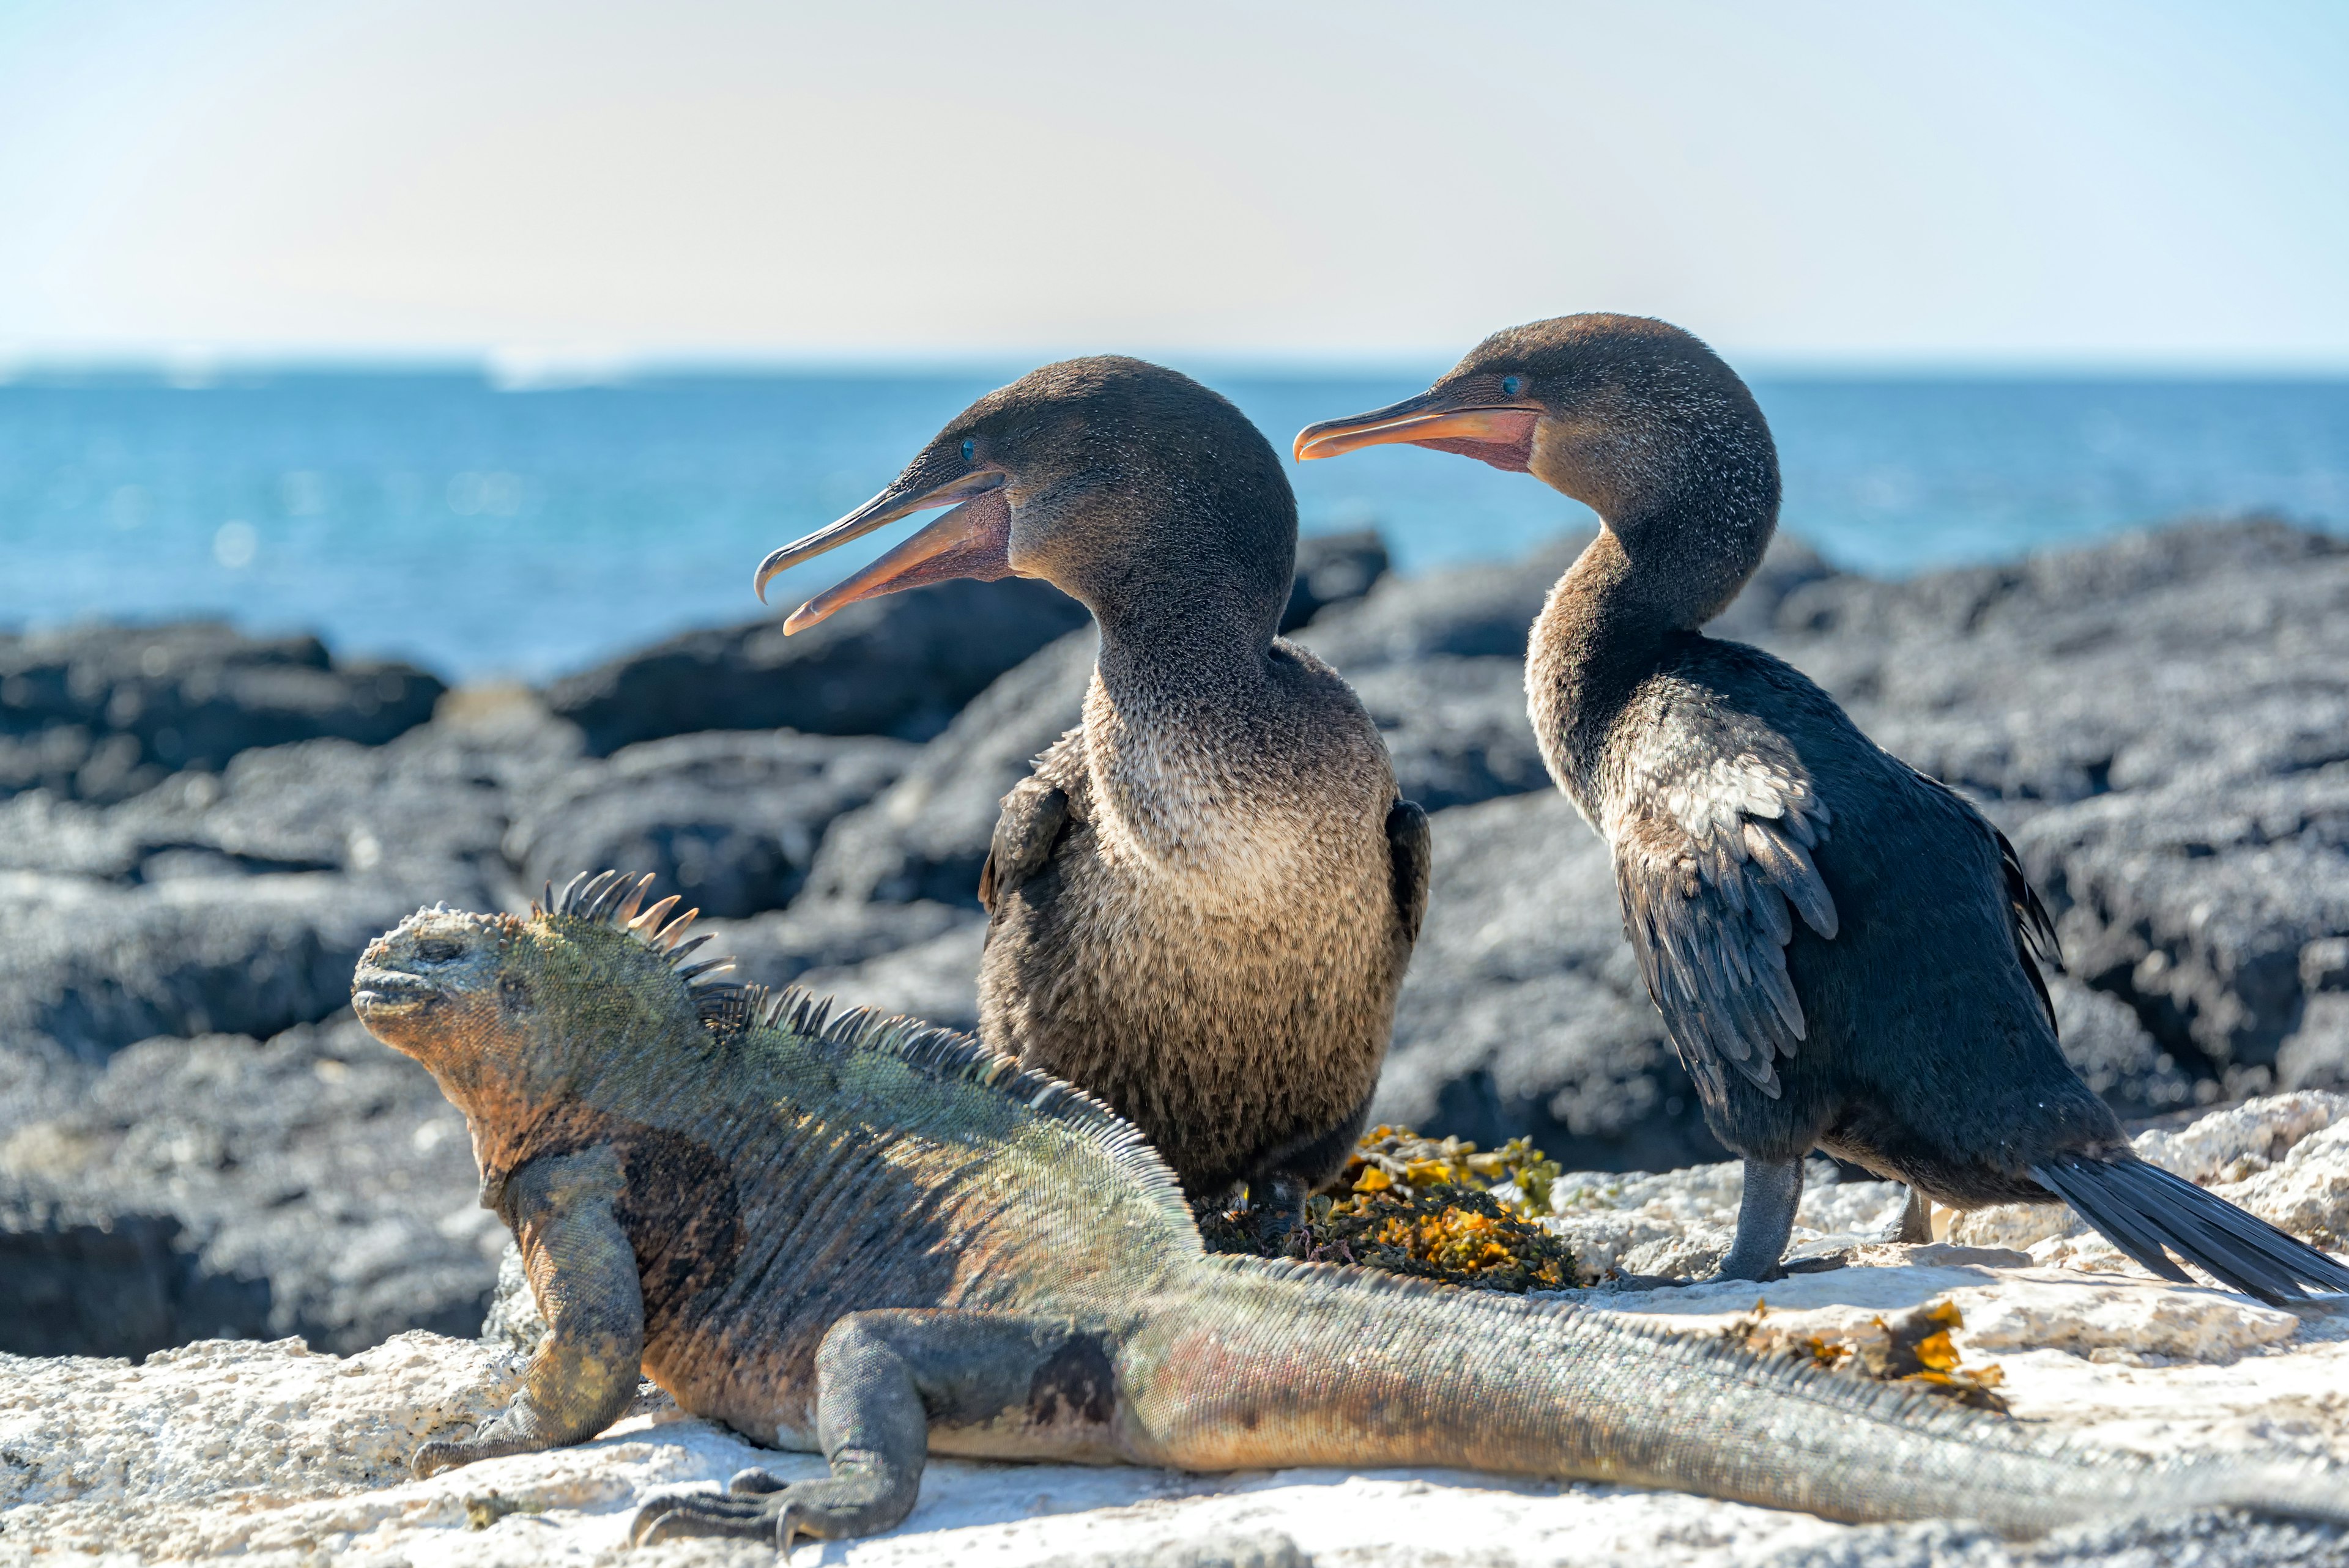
1609;750;1837;1107
1906;766;2062;1032
1386;797;1432;945
978;778;1071;915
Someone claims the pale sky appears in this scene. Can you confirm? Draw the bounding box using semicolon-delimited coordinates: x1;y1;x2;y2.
2;1;2344;368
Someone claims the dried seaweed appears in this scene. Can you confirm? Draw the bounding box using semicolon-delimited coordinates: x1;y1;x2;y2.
1203;1125;1587;1292
1722;1297;2009;1411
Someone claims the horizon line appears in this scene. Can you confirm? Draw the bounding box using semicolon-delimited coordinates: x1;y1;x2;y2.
7;346;2349;389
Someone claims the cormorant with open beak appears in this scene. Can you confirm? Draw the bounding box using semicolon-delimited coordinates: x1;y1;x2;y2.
760;357;1430;1233
1294;314;2349;1301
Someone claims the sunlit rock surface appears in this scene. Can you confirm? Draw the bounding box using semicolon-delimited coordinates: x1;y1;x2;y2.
7;1093;2345;1567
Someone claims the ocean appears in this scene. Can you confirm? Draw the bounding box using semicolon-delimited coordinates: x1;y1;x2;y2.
3;369;2345;683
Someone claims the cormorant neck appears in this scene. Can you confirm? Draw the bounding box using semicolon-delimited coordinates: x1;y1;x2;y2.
1600;475;1778;632
1077;549;1286;708
1531;392;1781;633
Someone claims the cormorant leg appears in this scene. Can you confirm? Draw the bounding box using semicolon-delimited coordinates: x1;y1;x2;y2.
1254;1172;1310;1251
1877;1185;1931;1244
1716;1156;1804;1281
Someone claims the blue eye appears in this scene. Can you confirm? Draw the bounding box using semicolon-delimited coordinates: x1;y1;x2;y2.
960;438;976;462
1501;375;1522;397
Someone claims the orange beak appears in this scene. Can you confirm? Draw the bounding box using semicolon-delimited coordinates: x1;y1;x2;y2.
754;465;1012;634
1293;389;1539;473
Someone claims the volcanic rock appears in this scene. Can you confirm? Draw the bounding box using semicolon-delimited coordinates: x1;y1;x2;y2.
543;577;1091;755
0;1013;492;1359
0;619;444;803
505;730;916;920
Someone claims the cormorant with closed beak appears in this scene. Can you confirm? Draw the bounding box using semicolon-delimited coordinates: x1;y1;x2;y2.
1296;314;2349;1301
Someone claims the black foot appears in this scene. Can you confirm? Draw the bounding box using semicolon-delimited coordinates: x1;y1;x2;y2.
1877;1185;1932;1244
1190;1176;1308;1256
1714;1155;1805;1282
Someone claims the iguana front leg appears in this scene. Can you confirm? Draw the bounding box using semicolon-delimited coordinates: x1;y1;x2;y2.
629;1310;1115;1551
415;1147;644;1476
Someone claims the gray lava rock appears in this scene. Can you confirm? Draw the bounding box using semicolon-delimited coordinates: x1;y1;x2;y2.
2046;975;2197;1119
0;621;444;803
0;1013;492;1358
2280;938;2349;1092
1345;656;1548;812
0;696;587;1067
2018;764;2349;1086
804;629;1096;908
0;689;584;897
543;577;1093;755
0;870;428;1066
795;920;989;1034
1378;790;1724;1171
699;898;980;992
1761;517;2349;810
1281;528;1390;633
505;730;916;920
1293;533;1590;671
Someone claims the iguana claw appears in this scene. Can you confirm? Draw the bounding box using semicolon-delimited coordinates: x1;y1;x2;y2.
628;1486;808;1555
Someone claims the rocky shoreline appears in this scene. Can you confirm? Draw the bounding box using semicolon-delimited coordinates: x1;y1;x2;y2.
4;1091;2345;1566
3;516;2347;1364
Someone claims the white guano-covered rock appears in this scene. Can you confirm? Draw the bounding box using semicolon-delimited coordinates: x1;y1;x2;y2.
7;1095;2349;1566
1950;1277;2302;1361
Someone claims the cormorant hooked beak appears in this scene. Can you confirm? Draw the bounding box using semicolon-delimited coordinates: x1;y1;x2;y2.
754;462;1012;634
1292;387;1540;473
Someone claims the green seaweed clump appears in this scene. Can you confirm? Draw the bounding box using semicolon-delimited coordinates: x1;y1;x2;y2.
1286;1126;1586;1292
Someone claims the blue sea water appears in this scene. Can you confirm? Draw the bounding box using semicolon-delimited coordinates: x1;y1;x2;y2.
2;368;2344;682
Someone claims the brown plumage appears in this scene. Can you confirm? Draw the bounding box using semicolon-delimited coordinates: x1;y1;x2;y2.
1297;314;2349;1300
757;357;1430;1218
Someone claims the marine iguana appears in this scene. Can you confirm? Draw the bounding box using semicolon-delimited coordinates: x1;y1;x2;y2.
351;873;2347;1552
1296;314;2349;1301
751;358;1429;1233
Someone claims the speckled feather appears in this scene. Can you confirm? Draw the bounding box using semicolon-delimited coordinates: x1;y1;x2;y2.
944;358;1427;1200
351;887;2348;1547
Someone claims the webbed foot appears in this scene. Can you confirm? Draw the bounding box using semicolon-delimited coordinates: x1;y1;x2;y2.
630;1449;915;1552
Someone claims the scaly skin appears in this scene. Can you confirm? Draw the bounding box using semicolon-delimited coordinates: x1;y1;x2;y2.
352;875;2347;1554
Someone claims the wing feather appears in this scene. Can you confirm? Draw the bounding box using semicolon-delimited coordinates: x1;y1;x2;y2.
1386;797;1433;945
978;779;1072;917
1902;764;2063;1032
1610;742;1836;1108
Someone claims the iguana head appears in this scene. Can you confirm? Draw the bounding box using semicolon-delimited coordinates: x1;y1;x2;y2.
352;871;734;1119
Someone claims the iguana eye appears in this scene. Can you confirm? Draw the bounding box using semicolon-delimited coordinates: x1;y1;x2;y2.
417;939;462;963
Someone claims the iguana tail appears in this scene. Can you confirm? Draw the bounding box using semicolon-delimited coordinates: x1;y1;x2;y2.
1121;1259;2345;1535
